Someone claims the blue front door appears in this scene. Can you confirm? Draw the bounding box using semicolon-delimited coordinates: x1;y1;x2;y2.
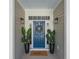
33;21;45;48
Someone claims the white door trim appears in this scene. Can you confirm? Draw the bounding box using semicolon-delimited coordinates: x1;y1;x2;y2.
30;48;49;51
30;20;48;50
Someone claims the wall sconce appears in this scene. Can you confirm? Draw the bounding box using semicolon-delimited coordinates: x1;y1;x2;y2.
54;17;58;24
47;22;49;26
20;17;24;24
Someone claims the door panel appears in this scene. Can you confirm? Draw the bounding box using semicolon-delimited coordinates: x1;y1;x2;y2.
33;21;45;48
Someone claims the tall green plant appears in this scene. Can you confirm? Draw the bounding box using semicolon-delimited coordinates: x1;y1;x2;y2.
21;27;29;44
21;27;26;36
46;29;55;44
27;28;32;44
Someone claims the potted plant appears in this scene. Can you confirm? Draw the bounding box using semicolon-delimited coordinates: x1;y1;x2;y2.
27;28;32;44
21;27;30;53
46;29;55;54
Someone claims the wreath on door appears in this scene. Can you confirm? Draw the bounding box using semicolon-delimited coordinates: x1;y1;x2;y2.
35;25;43;32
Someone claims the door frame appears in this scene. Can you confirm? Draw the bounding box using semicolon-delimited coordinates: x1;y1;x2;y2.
31;20;48;50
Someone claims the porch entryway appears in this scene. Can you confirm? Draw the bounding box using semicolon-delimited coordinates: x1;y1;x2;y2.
15;0;64;59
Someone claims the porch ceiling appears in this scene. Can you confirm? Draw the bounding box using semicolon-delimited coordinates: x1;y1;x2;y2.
18;0;62;9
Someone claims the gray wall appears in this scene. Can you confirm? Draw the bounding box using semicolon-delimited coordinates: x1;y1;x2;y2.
54;0;64;59
15;0;25;59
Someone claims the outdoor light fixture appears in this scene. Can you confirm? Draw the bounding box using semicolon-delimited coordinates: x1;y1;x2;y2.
20;17;24;24
47;22;49;26
54;17;58;24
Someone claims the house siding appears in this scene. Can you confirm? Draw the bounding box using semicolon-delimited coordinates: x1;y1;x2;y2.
54;0;64;59
15;0;25;59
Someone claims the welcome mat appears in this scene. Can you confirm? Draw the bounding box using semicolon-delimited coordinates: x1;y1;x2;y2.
30;51;48;56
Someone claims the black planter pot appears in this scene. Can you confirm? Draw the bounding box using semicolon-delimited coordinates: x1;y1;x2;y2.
24;43;29;54
49;43;55;54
